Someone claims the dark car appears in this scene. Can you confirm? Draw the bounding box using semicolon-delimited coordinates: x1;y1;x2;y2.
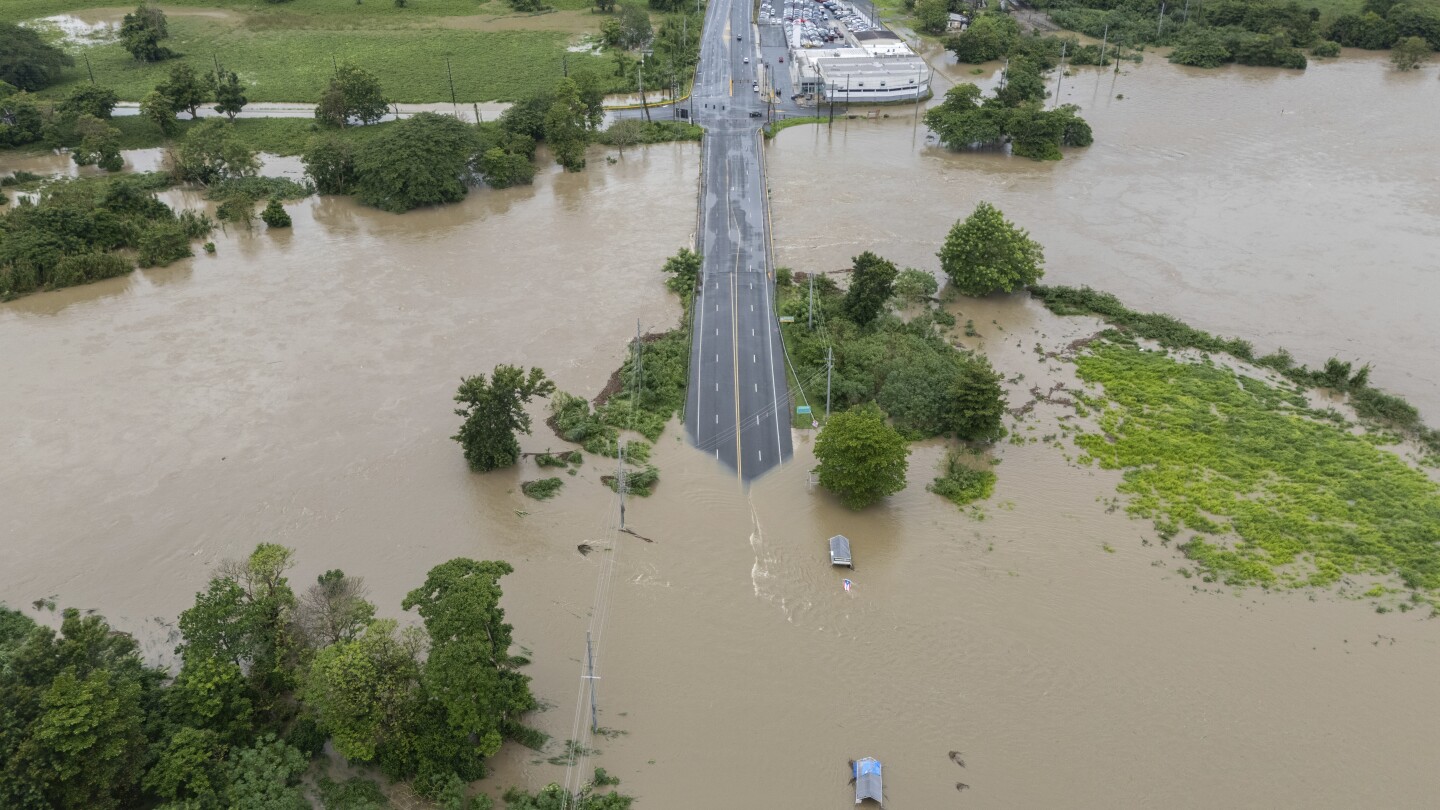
750;110;763;118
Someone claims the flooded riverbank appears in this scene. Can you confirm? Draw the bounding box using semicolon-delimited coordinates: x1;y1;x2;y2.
3;55;1439;808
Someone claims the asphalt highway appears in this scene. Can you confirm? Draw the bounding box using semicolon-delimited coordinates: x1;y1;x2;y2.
683;0;794;480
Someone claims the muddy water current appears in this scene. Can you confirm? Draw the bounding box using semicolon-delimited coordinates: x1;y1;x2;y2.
4;57;1440;808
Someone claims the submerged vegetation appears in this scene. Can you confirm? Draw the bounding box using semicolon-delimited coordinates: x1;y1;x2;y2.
928;451;998;508
1069;337;1440;602
0;172;213;300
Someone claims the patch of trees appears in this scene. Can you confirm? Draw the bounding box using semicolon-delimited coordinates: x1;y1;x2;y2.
0;22;74;91
923;67;1093;161
1;83;128;161
1032;0;1439;63
0;545;544;805
0;173;213;300
1327;0;1440;50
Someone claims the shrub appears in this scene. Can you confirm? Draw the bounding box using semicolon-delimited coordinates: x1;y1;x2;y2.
520;478;565;500
928;452;997;507
261;198;292;228
1311;40;1342;57
137;223;192;267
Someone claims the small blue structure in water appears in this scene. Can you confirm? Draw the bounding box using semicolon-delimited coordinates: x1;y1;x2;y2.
854;757;883;805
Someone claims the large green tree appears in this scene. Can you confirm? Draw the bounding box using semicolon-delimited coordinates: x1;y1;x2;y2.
301;133;357;194
843;251;898;326
0;23;74;91
544;77;589;172
814;404;910;509
120;3;174;63
938;201;1044;296
1391;35;1431;69
304;619;419;762
211;69;249;121
59;86;119;119
945;355;1007;441
0;609;158;810
353;112;480;212
914;0;950;35
158;63;209;119
171;119;259;184
402;559;536;757
315;64;388;128
451;365;556;472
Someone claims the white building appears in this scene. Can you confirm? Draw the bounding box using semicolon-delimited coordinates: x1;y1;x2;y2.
792;32;931;103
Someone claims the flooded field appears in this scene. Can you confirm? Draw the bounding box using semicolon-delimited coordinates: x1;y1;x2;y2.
4;56;1440;808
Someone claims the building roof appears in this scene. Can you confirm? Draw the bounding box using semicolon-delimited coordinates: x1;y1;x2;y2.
853;29;901;41
855;758;883;805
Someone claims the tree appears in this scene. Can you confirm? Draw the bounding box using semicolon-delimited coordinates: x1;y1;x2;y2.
71;114;124;171
843;251;898;326
171;119;259;184
0;609;156;810
142;726;228;806
212;69;248;121
659;247;701;296
945;355;1007;441
892;268;938;304
477;147;537;189
301;133;357;194
304;619;420;762
571;70;608;131
945;12;1019;63
59;85;119;119
261;198;291;228
992;57;1046;107
606;118;646;157
353;112;480;212
451;365;556;472
120;3;175;63
158;63;210;119
938;202;1044;296
914;0;950;35
297;569;376;647
226;734;309;810
1391;35;1431;69
402;559;536;757
0;24;74;91
544;77;589;172
595;0;617;11
617;2;654;49
813;404;910;509
315;64;388;128
177;544;299;702
140;90;178;135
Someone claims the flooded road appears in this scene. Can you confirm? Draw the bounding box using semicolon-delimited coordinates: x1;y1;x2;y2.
771;53;1440;422
4;56;1440;808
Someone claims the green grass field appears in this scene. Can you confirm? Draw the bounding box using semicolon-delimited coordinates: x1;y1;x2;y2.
2;0;597;25
14;1;622;102
34;19;618;102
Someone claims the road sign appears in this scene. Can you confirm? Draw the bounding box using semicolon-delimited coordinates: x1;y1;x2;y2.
779;315;795;323
797;405;812;415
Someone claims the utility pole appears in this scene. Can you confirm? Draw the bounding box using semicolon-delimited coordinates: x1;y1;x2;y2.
825;347;833;419
1157;2;1166;36
212;53;221;76
808;272;814;330
1099;24;1109;67
84;55;95;85
1053;42;1066;108
638;59;652;123
1183;0;1190;23
585;631;599;733
332;54;338;74
563;53;569;77
445;57;458;109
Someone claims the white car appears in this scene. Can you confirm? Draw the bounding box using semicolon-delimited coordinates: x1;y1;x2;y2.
753;83;760;92
743;56;749;63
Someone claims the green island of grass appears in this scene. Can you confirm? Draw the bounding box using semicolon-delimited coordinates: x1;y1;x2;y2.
1069;336;1440;606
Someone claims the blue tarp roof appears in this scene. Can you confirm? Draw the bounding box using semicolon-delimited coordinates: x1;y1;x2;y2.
854;757;882;805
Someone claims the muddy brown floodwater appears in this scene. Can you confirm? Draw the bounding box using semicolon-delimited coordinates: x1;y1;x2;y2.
4;57;1440;809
